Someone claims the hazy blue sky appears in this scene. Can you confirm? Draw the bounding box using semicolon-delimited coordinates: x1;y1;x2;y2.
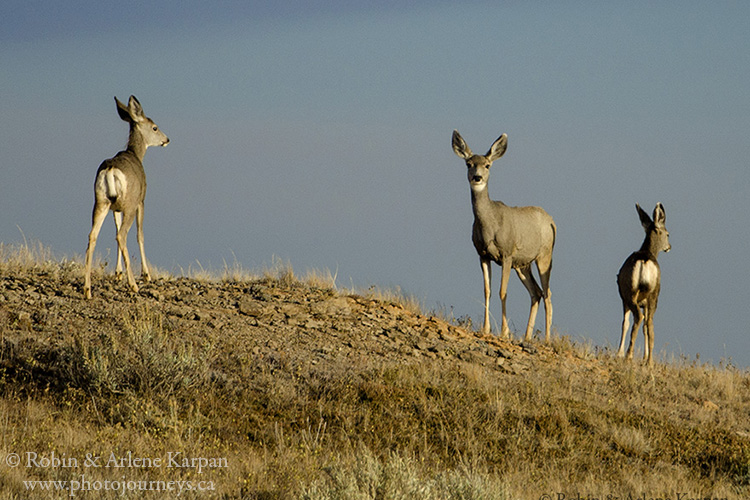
2;1;749;367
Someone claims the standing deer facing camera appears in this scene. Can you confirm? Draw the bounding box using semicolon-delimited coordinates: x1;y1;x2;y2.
617;203;671;365
83;96;169;299
452;130;556;342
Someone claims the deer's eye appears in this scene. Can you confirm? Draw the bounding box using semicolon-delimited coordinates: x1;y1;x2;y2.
153;126;158;131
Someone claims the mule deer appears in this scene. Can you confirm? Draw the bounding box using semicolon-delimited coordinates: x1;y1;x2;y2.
616;203;671;365
83;96;169;299
452;130;556;341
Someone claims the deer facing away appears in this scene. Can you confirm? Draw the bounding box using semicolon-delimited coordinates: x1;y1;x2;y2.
452;130;556;342
83;96;169;299
617;203;671;365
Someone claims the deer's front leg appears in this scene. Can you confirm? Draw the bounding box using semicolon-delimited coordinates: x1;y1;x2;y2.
480;258;492;334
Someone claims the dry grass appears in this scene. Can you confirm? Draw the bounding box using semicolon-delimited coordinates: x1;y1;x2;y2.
0;239;68;273
1;242;749;499
357;284;425;316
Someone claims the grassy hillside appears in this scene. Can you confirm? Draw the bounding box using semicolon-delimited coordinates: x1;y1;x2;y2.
1;241;748;499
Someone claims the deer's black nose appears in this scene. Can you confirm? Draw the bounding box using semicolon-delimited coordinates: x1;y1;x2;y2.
472;175;482;182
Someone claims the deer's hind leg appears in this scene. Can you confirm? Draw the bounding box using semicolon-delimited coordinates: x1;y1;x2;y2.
617;304;633;357
499;256;513;339
115;209;139;294
625;303;644;360
136;201;150;282
516;265;543;341
84;202;111;299
536;254;553;342
113;211;123;278
643;301;655;365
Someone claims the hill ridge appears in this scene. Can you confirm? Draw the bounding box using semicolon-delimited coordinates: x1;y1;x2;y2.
1;262;566;381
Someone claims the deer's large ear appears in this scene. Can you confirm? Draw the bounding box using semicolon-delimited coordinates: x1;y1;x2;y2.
127;95;145;122
653;202;666;227
115;96;131;123
636;203;653;230
486;134;508;162
452;130;473;160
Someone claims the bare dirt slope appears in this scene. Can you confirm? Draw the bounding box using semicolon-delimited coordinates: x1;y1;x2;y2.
0;265;563;383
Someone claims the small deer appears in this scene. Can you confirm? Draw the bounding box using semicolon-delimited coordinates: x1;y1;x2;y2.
83;96;169;299
452;130;556;342
616;203;671;365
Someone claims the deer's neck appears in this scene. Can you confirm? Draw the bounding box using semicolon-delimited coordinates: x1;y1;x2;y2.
639;233;660;261
471;187;505;223
125;128;148;162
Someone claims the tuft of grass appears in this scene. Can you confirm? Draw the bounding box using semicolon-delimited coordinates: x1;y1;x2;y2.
301;447;509;500
359;285;424;316
79;304;215;400
0;237;71;274
548;331;598;360
180;254;340;292
219;251;260;283
182;259;216;282
301;267;339;291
